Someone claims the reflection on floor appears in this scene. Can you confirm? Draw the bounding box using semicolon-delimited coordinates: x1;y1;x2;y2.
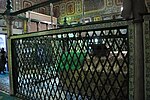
0;71;10;93
0;91;19;100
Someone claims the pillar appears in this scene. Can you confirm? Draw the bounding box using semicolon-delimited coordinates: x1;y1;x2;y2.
5;0;14;95
134;20;145;100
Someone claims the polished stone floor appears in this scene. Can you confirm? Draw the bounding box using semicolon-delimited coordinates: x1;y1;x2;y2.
0;71;19;99
0;71;10;93
0;91;19;100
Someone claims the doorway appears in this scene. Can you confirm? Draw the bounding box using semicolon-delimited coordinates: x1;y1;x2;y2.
0;33;9;93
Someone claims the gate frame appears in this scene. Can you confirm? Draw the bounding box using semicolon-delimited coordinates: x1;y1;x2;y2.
9;20;135;100
1;0;145;100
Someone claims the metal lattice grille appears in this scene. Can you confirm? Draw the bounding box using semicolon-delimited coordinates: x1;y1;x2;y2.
12;26;129;100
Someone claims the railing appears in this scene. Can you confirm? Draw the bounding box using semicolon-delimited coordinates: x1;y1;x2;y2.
11;20;129;100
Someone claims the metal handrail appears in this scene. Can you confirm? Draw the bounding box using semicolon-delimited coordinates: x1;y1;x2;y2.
10;20;130;39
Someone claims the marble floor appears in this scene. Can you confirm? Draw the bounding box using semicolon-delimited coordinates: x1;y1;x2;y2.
0;91;19;100
0;71;10;93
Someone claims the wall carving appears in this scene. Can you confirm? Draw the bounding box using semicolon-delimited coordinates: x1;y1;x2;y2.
60;3;66;16
52;0;124;24
84;0;104;12
39;7;46;14
0;0;126;24
76;0;82;13
115;0;123;6
4;0;123;23
31;0;37;3
0;0;6;12
66;1;75;15
53;6;60;18
106;0;113;7
145;0;150;12
23;1;32;8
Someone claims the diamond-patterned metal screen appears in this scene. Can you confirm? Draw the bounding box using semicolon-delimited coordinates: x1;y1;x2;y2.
12;26;129;100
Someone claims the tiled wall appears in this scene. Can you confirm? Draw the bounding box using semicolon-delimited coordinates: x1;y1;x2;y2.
12;0;49;14
10;0;150;25
1;0;150;23
11;0;123;24
53;0;123;24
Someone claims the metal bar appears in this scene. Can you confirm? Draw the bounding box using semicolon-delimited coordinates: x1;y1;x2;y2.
10;21;129;39
7;19;14;95
0;13;4;15
132;1;146;99
141;13;150;15
8;38;14;95
10;0;61;16
5;0;14;95
11;24;129;99
134;21;145;100
50;3;54;29
82;0;85;24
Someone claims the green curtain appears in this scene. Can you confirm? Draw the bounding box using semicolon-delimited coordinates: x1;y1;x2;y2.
58;52;85;71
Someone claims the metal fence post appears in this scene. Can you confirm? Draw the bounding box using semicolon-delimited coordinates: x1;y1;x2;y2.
5;0;14;95
134;19;145;100
133;1;147;99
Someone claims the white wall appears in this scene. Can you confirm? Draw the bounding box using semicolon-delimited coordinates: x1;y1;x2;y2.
0;34;7;51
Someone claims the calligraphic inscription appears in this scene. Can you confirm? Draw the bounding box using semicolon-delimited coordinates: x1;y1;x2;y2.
76;0;82;13
53;6;60;18
66;1;75;15
60;3;66;16
115;0;123;6
145;0;150;12
23;1;32;8
0;0;6;11
31;0;37;3
39;7;46;14
106;0;113;7
84;0;104;12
